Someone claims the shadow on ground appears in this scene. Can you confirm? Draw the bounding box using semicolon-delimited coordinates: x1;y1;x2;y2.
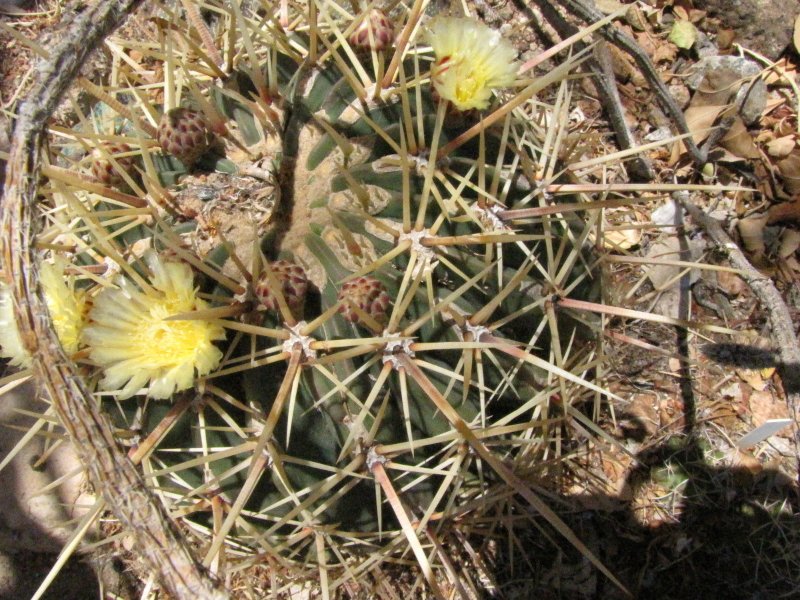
491;331;800;599
491;389;799;599
0;368;140;599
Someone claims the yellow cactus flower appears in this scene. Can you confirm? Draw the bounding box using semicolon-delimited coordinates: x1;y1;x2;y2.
82;253;225;400
426;17;518;111
0;259;86;368
41;259;87;356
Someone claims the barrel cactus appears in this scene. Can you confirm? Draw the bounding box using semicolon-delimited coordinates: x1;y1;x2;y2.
0;1;679;595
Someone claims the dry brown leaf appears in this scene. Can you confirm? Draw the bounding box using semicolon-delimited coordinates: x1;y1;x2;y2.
603;228;642;250
625;5;649;31
601;451;634;501
754;129;775;145
730;449;762;475
766;135;796;158
672;62;752;162
595;0;626;13
671;0;696;10
687;8;706;23
622;394;659;437
599;208;645;250
767;200;800;225
761;94;789;122
608;44;646;86
737;213;768;256
720;116;760;160
716;28;735;51
652;40;678;64
777;152;800;195
634;31;657;56
778;229;800;258
737;367;770;391
716;270;747;297
659;395;685;432
747;389;790;428
670;102;729;164
685;104;728;144
786;255;800;273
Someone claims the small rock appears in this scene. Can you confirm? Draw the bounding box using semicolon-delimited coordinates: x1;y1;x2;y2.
719;381;742;399
737;79;768;126
668;83;691;109
686;56;759;91
686;56;767;126
644;235;705;319
694;30;718;59
651;199;679;226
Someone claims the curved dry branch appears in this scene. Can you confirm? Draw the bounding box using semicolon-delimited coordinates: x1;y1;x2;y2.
0;1;229;598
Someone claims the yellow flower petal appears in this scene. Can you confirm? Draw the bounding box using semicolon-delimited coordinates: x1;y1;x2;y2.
40;258;86;355
82;253;225;400
0;259;86;368
426;17;518;111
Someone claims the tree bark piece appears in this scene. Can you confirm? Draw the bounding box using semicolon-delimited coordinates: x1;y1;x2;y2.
0;1;230;598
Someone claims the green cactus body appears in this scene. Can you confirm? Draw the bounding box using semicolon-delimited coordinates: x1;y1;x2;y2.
23;2;621;592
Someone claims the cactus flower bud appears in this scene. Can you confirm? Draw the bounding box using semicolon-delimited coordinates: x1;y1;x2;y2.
90;142;137;189
157;107;210;167
255;260;309;319
349;9;394;51
338;276;391;327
